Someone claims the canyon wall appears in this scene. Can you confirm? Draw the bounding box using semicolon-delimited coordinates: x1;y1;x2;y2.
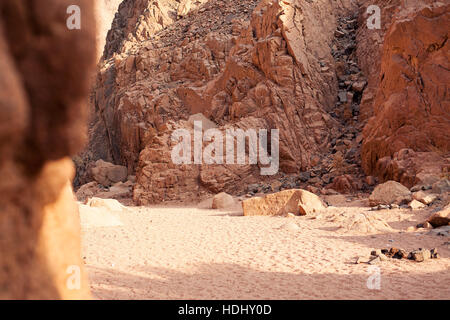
0;0;96;299
357;0;450;187
86;0;356;203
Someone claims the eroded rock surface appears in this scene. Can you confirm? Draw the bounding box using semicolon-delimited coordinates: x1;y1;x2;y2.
358;0;450;183
83;0;357;204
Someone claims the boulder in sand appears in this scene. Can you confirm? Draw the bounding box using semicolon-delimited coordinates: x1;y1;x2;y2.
369;181;412;206
86;197;125;212
409;200;426;210
90;160;128;186
212;192;235;209
426;205;450;228
412;191;437;205
242;189;326;216
76;181;102;202
330;212;393;234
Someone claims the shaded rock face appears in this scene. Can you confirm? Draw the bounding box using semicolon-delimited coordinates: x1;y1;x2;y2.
86;0;356;204
358;0;450;182
0;0;96;299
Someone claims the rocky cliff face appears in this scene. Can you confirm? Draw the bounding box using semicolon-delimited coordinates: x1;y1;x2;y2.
0;0;96;299
85;0;359;204
356;0;450;187
82;0;449;204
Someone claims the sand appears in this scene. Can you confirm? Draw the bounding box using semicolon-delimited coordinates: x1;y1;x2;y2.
81;197;450;300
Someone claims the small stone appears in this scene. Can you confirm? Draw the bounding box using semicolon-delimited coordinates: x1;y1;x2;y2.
338;91;347;103
299;171;311;182
413;191;437;205
212;192;235;209
410;249;431;262
430;248;439;259
365;176;377;186
409;200;426;210
393;249;408;259
286;212;296;218
351;81;367;92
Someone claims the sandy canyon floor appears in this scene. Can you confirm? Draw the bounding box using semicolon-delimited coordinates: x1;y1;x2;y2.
81;196;450;300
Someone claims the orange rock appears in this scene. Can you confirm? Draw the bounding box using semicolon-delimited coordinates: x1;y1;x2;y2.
360;1;450;179
242;189;327;216
427;205;450;228
329;174;362;194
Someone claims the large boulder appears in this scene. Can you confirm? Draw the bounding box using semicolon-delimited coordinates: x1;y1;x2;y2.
90;159;128;186
328;174;362;194
369;180;412;206
242;189;327;216
212;192;235;209
427;205;450;228
332;212;392;234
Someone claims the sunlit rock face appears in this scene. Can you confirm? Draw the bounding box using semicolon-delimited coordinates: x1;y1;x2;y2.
85;0;356;204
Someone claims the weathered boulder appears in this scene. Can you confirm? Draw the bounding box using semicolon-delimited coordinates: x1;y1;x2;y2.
242;189;327;216
409;200;426;210
328;174;362;194
331;212;392;234
369;180;412;206
211;192;235;209
86;197;125;212
412;191;437;205
409;249;431;262
426;205;450;228
76;181;103;202
91;160;128;186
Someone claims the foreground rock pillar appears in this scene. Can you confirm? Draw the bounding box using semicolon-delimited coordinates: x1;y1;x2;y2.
0;0;96;299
